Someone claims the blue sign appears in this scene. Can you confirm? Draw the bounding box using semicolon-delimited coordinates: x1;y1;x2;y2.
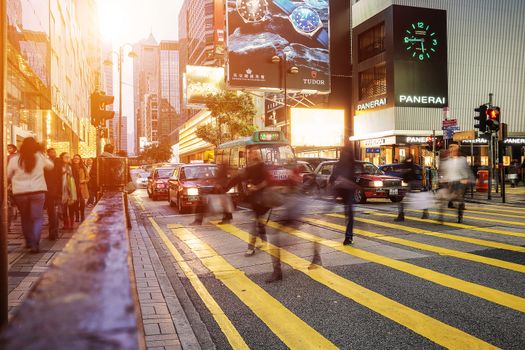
366;148;381;153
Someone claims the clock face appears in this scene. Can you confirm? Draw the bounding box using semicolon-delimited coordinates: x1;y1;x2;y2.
403;21;439;61
290;6;322;34
236;0;268;23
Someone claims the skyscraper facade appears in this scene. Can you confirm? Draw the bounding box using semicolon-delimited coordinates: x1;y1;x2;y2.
159;41;181;143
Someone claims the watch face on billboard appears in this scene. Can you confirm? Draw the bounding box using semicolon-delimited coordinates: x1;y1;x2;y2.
226;0;330;93
393;6;448;108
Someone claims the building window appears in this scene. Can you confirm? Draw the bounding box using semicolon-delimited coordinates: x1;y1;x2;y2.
358;22;385;62
358;64;386;100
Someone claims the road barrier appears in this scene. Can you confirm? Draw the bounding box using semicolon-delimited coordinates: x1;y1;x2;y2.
0;192;144;350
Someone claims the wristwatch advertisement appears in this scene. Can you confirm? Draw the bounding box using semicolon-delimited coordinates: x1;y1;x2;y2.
227;0;330;92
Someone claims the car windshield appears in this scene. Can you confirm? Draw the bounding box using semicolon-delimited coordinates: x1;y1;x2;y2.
355;163;384;175
156;169;174;179
254;145;295;166
180;166;218;180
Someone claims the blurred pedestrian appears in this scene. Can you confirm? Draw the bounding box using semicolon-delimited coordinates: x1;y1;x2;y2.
439;144;473;223
60;152;77;229
44;148;63;240
7;137;53;253
508;159;519;188
72;154;90;222
329;146;358;245
85;158;96;206
7;143;18;164
394;156;429;221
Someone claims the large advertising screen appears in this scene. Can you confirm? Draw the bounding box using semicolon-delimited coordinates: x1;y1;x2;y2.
393;6;448;108
184;65;225;108
290;108;344;147
226;0;330;93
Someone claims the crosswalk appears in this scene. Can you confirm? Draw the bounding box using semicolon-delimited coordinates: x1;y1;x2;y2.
141;197;525;349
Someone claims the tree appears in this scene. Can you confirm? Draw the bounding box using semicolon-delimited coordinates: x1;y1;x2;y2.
138;141;173;163
196;90;257;147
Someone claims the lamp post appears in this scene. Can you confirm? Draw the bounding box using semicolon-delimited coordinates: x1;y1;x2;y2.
1;0;8;327
272;52;298;139
104;44;137;152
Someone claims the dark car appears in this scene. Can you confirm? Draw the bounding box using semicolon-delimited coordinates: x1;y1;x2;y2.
168;164;238;214
313;160;407;203
147;167;177;200
379;163;425;189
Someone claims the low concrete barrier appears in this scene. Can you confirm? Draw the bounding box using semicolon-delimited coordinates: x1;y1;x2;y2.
0;192;144;350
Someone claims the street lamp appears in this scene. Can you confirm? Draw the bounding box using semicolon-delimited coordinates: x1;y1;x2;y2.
272;52;298;139
104;44;137;152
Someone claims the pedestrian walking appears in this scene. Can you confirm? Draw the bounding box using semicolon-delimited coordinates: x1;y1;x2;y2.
329;146;358;245
72;154;90;222
60;152;77;229
7;143;18;164
7;137;54;253
44;148;63;240
394;156;429;221
85;158;96;206
508;159;519;188
439;144;473;223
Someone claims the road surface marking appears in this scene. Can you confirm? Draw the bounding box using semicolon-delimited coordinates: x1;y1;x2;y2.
133;196;146;211
353;213;525;253
268;220;525;313
215;223;498;350
148;218;249;350
410;209;525;228
304;217;525;274
170;225;337;350
451;207;525;217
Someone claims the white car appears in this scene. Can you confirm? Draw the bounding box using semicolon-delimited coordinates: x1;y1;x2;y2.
134;172;149;189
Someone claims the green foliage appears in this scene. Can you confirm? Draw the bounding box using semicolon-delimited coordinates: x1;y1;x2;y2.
196;90;258;147
138;141;172;163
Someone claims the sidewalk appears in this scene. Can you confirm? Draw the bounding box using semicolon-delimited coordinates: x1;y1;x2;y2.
464;185;525;206
7;207;89;319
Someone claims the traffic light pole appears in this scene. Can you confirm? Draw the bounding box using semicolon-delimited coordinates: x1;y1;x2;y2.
118;46;123;152
488;133;492;200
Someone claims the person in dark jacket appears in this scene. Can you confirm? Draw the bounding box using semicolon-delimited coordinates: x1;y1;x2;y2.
394;156;428;221
44;148;63;240
329;146;357;245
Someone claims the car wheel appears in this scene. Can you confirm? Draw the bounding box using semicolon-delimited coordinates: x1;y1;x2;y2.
177;195;187;214
390;196;404;203
354;189;366;204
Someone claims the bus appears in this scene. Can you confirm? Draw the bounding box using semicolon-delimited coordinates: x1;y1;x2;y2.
216;131;297;196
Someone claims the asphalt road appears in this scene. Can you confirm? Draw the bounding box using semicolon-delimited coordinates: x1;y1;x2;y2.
131;189;525;349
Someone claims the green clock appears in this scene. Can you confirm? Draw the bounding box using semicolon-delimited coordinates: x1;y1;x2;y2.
403;21;439;61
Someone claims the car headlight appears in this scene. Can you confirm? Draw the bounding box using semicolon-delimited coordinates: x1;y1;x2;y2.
402;181;409;187
369;180;384;187
186;187;199;196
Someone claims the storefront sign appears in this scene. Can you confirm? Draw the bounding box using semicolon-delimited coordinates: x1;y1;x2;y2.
363;136;396;147
357;98;387;111
365;148;381;153
405;136;429;144
453;130;476;142
461;137;489;144
504;137;525;144
398;95;446;105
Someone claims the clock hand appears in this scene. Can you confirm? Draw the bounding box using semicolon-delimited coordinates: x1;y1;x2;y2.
420;41;425;52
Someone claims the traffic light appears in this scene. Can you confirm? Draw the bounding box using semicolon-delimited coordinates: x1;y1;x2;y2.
474;105;487;133
90;91;115;127
425;136;444;152
486;106;500;132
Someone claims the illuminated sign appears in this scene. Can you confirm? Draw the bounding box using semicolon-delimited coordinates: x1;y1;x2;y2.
504;138;525;144
290;108;344;147
363;136;396;147
185;65;225;108
405;136;429;143
357;98;387;111
398;95;446;105
255;131;282;142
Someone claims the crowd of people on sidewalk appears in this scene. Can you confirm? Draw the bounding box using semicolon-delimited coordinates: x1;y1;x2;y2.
6;138;104;253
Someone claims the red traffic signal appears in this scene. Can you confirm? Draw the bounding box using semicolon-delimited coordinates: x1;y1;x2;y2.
91;91;115;127
486;106;500;132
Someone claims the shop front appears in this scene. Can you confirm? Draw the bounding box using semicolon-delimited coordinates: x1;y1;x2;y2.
359;135;437;166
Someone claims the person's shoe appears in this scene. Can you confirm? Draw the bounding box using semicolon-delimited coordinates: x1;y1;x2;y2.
394;214;405;222
218;219;231;225
421;210;429;219
457;217;463;223
244;249;256;257
265;271;283;283
343;237;353;245
308;256;322;270
448;201;455;209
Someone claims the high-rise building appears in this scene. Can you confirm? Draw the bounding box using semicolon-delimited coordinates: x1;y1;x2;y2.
159;41;180;144
133;33;160;154
5;0;101;156
113;114;128;153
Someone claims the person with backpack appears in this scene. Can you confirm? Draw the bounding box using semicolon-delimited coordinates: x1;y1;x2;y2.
7;137;54;253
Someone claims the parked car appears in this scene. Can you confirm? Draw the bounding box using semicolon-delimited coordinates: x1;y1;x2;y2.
378;163;426;190
296;161;315;182
147;167;177;200
133;171;150;189
168;164;238;214
313;160;407;203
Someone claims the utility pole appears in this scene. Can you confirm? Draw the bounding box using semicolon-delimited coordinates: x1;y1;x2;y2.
487;93;493;200
1;0;9;327
118;46;123;152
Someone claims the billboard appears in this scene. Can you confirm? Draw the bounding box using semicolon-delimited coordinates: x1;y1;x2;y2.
290;108;344;147
226;0;330;93
393;6;448;108
184;65;225;108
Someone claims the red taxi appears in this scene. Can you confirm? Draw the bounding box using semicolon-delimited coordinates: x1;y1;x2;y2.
314;160;407;203
147;167;176;201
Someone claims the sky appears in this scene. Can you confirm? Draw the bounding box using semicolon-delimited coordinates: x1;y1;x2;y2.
97;0;184;151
